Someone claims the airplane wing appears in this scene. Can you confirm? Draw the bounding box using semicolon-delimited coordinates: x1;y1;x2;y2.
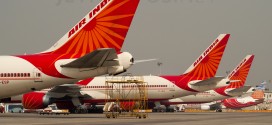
61;48;119;68
46;84;83;98
190;77;225;86
46;84;107;100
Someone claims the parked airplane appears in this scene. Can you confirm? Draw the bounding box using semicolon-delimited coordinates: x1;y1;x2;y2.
0;0;140;99
5;34;231;112
193;85;264;112
221;89;264;110
181;81;264;112
162;55;255;106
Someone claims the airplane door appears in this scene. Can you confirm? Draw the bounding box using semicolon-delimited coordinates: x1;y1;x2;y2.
170;81;176;98
33;68;43;82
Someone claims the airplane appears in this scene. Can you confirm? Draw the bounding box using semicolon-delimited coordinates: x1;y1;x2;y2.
4;34;231;112
195;83;265;112
255;81;267;91
0;0;140;99
220;89;264;110
162;55;255;111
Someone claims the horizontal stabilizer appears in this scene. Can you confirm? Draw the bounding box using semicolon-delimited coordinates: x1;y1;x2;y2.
134;59;157;64
61;48;119;68
230;80;241;83
190;77;225;86
226;86;252;94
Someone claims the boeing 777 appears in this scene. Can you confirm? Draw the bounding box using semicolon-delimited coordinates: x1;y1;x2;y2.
0;0;140;98
5;34;232;112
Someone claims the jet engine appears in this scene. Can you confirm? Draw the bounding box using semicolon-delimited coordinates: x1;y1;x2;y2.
22;92;51;109
200;105;211;110
108;52;134;75
119;101;136;111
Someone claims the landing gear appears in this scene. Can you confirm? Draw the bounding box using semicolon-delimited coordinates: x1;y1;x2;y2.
215;109;222;112
88;105;103;113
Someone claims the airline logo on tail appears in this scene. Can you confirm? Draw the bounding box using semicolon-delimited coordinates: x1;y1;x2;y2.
215;55;255;96
161;34;230;92
193;39;219;67
227;55;255;89
251;90;264;100
45;0;139;56
17;0;140;78
68;0;112;38
183;34;230;80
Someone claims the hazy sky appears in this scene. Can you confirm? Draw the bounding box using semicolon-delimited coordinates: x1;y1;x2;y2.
0;0;272;86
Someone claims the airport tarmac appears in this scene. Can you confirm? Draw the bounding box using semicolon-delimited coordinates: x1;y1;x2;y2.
0;112;272;125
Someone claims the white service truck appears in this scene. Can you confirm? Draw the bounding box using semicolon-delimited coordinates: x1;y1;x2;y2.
40;105;69;115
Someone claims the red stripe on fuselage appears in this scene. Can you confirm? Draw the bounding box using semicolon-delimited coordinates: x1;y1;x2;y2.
16;54;72;79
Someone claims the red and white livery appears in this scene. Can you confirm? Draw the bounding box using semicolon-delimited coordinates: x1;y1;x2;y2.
162;55;255;106
7;34;232;111
221;90;264;109
0;0;140;99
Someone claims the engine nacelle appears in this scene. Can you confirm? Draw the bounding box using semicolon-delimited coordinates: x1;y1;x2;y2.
200;105;211;110
216;78;230;88
108;52;134;75
22;92;51;109
120;101;136;111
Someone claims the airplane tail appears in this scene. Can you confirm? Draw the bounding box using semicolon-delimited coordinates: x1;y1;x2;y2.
181;34;230;80
42;0;140;58
215;55;255;96
251;90;264;100
227;55;255;89
256;81;267;91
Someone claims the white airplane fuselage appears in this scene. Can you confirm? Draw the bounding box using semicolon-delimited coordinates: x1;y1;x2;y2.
0;56;126;98
62;76;226;103
164;90;228;104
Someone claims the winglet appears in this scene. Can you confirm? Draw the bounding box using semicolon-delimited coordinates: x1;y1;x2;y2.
182;34;230;80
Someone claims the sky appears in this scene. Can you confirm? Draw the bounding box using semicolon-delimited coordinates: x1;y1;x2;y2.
0;0;272;87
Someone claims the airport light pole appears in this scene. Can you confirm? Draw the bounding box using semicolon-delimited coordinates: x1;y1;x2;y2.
157;62;163;75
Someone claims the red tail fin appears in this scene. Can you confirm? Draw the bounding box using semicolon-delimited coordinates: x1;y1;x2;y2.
182;34;230;80
43;0;140;58
251;90;264;99
227;55;255;88
215;55;255;96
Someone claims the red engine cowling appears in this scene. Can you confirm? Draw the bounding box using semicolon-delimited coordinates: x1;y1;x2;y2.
22;92;49;109
120;101;136;111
